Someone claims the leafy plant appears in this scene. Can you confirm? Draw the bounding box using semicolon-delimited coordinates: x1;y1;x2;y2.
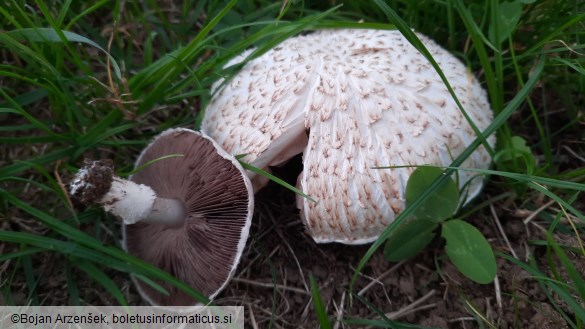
494;135;537;175
383;166;497;284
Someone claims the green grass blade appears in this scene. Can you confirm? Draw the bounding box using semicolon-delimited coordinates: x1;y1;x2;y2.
6;28;121;80
0;88;48;108
66;260;81;306
21;255;40;305
76;260;128;305
480;167;583;191
0;192;210;304
0;103;60;137
0;147;75;179
238;160;316;203
123;154;185;177
0;30;57;74
130;0;238;110
374;165;585;194
547;234;585;299
349;292;437;328
0;247;45;261
0;230;170;300
372;0;492;155
0;231;134;272
65;0;109;30
453;1;498;111
132;274;170;297
500;252;585;324
522;13;585;57
526;182;584;223
310;275;331;329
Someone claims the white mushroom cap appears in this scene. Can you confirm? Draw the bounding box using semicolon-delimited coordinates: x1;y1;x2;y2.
202;29;495;244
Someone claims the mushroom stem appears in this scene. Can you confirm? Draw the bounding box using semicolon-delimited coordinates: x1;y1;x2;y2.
101;177;185;225
147;196;186;225
69;159;186;226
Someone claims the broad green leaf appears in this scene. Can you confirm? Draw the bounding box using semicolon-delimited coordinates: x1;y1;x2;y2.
384;218;438;262
405;167;459;222
442;220;496;284
488;1;523;45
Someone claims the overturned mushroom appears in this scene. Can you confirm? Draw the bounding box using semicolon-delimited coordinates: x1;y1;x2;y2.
69;128;253;305
202;29;495;244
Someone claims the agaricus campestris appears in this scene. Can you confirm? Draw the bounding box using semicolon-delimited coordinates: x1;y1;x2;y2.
69;128;254;305
201;29;495;244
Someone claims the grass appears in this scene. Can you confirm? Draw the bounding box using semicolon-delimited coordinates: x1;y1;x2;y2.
1;0;584;327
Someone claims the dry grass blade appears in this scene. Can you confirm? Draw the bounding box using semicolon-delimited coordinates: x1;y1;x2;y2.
384;289;437;320
357;260;406;297
523;200;556;225
491;204;518;259
231;277;311;296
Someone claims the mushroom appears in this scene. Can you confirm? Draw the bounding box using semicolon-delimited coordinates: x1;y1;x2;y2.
201;29;495;244
69;128;254;305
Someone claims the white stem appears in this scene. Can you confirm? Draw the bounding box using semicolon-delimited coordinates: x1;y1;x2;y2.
146;197;186;225
100;176;185;225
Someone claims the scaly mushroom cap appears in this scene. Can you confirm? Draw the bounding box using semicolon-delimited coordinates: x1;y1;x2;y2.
122;128;253;305
202;29;495;244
